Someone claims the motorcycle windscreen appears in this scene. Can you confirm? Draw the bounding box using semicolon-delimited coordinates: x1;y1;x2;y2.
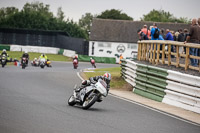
95;79;108;96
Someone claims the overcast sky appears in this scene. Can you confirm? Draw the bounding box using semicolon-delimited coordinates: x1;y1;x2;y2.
0;0;199;22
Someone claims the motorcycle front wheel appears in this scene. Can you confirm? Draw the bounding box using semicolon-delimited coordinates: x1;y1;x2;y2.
68;95;76;106
22;64;25;69
82;93;98;110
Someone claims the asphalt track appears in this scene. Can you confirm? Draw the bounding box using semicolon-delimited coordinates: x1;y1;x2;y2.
0;62;199;133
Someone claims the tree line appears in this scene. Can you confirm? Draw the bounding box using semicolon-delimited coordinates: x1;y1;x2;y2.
0;1;190;40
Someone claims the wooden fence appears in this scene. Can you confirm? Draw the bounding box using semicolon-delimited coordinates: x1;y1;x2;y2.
137;40;200;71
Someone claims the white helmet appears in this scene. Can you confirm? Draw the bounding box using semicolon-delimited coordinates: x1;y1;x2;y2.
3;49;6;52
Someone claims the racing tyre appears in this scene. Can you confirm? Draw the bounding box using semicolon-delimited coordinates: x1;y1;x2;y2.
82;94;98;110
68;95;76;106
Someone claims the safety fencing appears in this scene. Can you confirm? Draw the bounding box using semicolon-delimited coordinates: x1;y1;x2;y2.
0;44;116;63
78;54;116;64
137;40;200;72
0;44;10;51
121;59;200;114
0;44;76;57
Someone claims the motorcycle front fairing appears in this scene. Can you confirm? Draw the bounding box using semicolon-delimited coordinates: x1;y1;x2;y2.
79;86;94;103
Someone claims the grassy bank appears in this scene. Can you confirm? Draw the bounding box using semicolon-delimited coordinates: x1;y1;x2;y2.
0;51;72;62
83;67;132;91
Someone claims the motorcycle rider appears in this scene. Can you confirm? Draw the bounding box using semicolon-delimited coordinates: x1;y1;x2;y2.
90;57;94;63
21;51;29;65
90;57;96;68
40;53;48;60
1;49;9;64
76;73;111;92
1;49;9;56
73;55;78;63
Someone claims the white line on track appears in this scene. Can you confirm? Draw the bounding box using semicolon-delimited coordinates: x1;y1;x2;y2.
77;71;200;127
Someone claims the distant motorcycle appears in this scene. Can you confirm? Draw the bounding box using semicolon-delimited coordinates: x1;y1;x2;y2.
68;78;108;110
40;58;46;69
1;55;7;68
90;59;96;68
73;59;78;69
31;60;39;67
21;57;27;69
46;59;52;67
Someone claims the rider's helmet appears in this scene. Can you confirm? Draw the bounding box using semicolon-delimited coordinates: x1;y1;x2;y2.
24;50;28;54
75;55;78;59
90;58;92;60
34;58;37;60
103;73;111;85
3;49;6;52
42;53;45;57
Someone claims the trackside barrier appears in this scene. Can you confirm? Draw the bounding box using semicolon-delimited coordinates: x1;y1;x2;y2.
10;45;76;57
121;59;200;114
0;44;10;51
78;54;116;64
63;49;76;57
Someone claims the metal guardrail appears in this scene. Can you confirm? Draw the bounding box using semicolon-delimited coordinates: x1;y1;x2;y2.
137;40;200;71
121;59;200;114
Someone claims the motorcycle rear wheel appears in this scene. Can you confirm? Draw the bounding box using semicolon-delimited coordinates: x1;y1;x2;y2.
68;95;76;106
82;94;98;110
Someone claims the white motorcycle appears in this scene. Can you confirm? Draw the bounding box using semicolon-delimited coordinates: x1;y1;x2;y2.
1;55;7;68
68;79;108;110
40;58;46;69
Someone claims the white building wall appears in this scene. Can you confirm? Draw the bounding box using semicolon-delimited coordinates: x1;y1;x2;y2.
89;41;138;62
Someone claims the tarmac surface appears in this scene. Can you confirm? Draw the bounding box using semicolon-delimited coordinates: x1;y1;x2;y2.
109;90;200;125
0;61;199;133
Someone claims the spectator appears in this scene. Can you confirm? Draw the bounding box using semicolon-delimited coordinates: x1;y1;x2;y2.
178;29;185;42
198;18;200;64
137;29;149;40
165;29;175;57
141;24;151;39
151;23;160;40
119;54;123;64
160;28;166;39
185;18;199;67
175;31;179;41
183;29;189;53
171;31;176;41
177;29;185;54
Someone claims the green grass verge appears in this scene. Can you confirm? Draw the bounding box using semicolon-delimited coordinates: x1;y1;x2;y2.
0;51;72;62
83;67;131;90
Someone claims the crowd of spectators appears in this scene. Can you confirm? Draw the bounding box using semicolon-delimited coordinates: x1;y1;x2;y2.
137;18;200;67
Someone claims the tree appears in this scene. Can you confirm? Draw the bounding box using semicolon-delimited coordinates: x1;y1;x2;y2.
78;13;94;31
141;9;190;24
57;7;65;21
97;9;133;20
0;1;88;39
0;7;18;21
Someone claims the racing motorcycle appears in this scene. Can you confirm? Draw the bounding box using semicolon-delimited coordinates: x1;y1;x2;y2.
1;55;7;68
31;59;39;67
46;59;52;67
73;59;78;69
90;59;96;68
40;58;46;69
68;78;108;110
21;57;27;69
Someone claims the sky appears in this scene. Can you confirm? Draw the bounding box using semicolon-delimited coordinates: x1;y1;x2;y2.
0;0;199;22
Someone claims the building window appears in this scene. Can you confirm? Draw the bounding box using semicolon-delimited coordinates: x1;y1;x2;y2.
128;44;137;49
98;42;111;48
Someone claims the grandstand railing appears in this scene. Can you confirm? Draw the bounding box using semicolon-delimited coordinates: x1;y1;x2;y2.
137;40;200;72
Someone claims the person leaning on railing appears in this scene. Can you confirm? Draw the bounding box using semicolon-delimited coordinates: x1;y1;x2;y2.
184;18;200;67
198;18;200;65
